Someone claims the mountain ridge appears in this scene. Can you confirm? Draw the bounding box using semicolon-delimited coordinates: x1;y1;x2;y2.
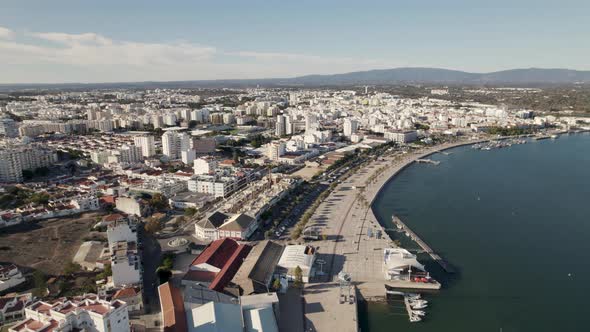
1;67;589;90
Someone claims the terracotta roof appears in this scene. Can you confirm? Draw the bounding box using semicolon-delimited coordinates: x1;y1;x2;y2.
183;270;217;283
103;213;126;222
190;238;239;269
210;244;251;292
158;282;187;332
113;287;138;299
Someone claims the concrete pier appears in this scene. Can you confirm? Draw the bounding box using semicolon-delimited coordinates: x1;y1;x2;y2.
392;215;456;273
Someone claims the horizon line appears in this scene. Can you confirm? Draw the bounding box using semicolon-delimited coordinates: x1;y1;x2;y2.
1;66;588;86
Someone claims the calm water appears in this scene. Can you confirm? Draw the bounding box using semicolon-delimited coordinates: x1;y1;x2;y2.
365;133;590;332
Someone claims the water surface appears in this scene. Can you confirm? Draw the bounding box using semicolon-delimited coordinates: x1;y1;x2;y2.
366;133;590;332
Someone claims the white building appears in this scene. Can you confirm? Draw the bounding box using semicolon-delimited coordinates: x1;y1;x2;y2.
0;144;58;183
277;245;316;283
384;130;418;143
193;157;218;175
111;240;141;287
266;142;286;161
383;248;431;282
108;218;141;287
133;135;156;158
117;145;142;164
107;218;138;245
0;264;26;292
69;195;100;212
9;295;129;332
275;115;286;137
343;119;358;137
162;131;191;160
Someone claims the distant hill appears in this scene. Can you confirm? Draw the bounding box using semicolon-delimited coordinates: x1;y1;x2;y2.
1;67;590;91
280;67;590;85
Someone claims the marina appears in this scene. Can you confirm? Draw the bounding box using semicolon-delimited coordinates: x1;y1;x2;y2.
471;138;527;150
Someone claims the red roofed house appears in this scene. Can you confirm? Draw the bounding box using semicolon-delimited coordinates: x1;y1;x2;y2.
157;282;187;332
0;293;32;324
182;238;251;292
112;287;143;313
9;294;129;332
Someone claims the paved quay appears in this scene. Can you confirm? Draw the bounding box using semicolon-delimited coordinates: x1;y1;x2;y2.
302;140;478;330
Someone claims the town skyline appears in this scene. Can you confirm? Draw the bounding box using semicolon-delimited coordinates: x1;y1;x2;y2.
1;0;589;83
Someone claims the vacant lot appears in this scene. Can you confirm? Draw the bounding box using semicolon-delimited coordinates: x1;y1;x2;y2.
0;212;106;275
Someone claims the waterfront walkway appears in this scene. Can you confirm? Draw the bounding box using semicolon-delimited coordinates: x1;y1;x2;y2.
302;140;477;330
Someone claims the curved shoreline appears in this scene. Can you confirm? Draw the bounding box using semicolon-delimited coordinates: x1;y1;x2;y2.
367;139;486;208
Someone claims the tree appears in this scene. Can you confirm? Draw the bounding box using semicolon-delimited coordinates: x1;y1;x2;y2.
22;169;34;180
34;166;50;177
148;193;168;210
63;262;81;275
32;270;47;297
293;266;303;288
144;219;162;234
184;207;198;217
272;278;282;291
29;192;50;205
96;264;112;280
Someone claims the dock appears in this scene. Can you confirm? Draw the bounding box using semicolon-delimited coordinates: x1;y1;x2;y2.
415;158;441;165
392;215;455;273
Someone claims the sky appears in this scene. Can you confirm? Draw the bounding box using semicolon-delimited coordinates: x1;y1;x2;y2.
1;0;589;84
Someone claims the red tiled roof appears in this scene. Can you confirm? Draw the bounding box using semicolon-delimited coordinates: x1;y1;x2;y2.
112;287;138;299
190;238;239;269
103;213;125;222
183;270;217;283
210;244;251;292
100;196;116;204
158;282;187;332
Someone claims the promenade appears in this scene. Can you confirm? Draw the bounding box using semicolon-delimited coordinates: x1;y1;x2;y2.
302;140;476;330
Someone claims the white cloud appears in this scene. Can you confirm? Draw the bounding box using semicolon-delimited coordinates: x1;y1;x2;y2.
0;26;15;39
32;32;113;46
0;26;399;83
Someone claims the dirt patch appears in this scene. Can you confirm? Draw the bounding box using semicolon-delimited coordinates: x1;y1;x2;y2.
0;212;106;275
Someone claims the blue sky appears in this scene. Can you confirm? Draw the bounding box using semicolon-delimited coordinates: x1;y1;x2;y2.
1;0;588;83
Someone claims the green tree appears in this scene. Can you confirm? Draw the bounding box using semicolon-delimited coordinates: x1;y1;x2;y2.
272;278;282;291
148;193;168;210
29;192;50;205
96;264;112;280
32;270;47;297
293;266;303;288
184;207;198;217
63;262;81;275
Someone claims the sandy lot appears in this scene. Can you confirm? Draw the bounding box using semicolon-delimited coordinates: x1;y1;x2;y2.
0;212;106;275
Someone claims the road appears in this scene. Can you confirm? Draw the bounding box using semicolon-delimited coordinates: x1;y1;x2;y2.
139;229;162;314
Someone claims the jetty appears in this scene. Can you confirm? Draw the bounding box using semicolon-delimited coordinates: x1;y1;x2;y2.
415;158;441;165
392;215;455;273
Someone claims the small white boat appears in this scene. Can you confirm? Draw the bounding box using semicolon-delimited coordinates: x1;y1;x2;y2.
406;293;421;300
411;303;427;309
409;315;422;323
412;310;426;316
409;300;428;307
